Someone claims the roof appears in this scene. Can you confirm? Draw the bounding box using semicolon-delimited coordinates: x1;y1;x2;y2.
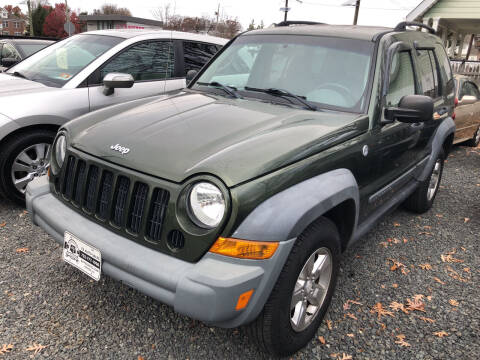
406;0;438;22
79;15;163;28
79;29;228;45
245;24;391;41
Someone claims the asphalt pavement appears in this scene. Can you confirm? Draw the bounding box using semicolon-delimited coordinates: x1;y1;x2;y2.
0;144;478;359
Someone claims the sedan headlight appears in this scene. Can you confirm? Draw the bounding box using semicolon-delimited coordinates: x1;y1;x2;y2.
189;182;225;228
54;134;67;169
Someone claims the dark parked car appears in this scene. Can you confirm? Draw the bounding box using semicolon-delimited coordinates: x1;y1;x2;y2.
27;21;455;356
0;38;54;71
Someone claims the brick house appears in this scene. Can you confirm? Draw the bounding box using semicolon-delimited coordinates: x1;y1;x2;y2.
0;8;26;36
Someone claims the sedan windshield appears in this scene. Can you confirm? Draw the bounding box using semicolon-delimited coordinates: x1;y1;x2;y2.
7;35;123;87
192;34;374;112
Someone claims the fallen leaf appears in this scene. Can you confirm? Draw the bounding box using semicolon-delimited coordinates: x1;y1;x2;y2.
345;312;358;320
0;344;13;354
406;298;426;313
413;294;424;302
463;267;470;273
390;301;409;314
346;333;355;338
449;299;459;307
338;354;353;360
441;253;464;263
16;248;29;253
418;263;432;270
394;334;411;347
423;225;432;230
388;258;405;272
26;343;47;354
392;283;399;288
370;302;395;320
435;214;443;218
394;222;401;227
318;336;326;345
418;316;435;323
138;356;145;360
0;222;6;227
433;277;446;285
446;266;468;283
326;319;333;330
418;231;433;236
379;322;386;330
379;241;389;248
433;331;449;338
464;218;470;223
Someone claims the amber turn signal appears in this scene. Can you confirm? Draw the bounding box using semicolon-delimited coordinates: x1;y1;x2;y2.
236;289;254;310
209;237;279;260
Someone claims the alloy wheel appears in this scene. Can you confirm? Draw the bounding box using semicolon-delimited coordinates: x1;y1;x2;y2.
10;143;51;194
427;159;442;201
290;247;332;332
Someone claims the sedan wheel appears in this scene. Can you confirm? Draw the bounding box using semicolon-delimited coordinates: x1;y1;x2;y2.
11;143;51;194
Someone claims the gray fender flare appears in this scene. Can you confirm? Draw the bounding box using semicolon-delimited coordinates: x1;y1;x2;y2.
416;117;455;182
232;168;360;243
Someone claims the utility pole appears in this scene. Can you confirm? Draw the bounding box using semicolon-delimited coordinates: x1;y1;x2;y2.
284;0;289;22
215;3;220;32
353;0;360;25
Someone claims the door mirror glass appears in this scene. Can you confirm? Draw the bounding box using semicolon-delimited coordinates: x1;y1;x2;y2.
1;57;18;68
459;95;477;106
186;69;198;83
103;72;134;96
384;95;433;124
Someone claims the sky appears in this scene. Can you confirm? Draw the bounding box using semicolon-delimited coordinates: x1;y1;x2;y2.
3;0;423;29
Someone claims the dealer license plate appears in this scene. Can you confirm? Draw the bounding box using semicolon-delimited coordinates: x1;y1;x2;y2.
63;232;101;281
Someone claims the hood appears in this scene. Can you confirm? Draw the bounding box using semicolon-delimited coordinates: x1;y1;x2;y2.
70;91;366;186
0;73;51;95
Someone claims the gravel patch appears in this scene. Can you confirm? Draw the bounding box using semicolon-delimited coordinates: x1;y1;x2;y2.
0;145;479;359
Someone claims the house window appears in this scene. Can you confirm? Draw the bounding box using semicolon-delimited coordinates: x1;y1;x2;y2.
2;21;8;28
2;31;8;35
14;32;21;36
14;22;20;29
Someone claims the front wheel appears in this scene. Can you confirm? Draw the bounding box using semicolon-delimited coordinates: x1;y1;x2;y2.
0;129;56;205
246;217;340;357
466;126;480;147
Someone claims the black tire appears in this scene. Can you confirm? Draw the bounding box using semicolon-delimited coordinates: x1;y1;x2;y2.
0;129;56;205
246;217;341;357
466;126;480;147
403;149;445;214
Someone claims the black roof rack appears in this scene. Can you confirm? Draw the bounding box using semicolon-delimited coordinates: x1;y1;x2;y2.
275;20;326;27
394;21;435;35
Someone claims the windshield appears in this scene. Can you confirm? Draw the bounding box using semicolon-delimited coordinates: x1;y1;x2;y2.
17;43;51;57
193;34;374;112
7;35;123;87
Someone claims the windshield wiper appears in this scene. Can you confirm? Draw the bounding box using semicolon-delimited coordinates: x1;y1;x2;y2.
196;81;241;99
11;71;28;80
244;87;317;111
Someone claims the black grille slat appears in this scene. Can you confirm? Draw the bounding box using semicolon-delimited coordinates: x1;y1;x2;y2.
72;161;86;204
62;156;75;199
58;154;171;245
97;171;113;220
147;188;170;241
112;176;130;227
84;166;99;212
128;183;148;234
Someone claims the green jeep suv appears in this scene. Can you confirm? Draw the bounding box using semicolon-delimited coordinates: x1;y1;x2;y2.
26;21;455;356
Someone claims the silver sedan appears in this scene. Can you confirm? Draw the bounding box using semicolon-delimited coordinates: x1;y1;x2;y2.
0;30;226;203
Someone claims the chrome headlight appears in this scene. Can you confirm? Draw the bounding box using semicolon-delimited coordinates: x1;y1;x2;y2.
189;182;225;228
54;134;67;169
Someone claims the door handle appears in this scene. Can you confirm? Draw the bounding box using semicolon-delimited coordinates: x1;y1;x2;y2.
410;122;424;129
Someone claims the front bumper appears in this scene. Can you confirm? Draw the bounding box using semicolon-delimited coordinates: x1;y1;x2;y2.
26;176;295;328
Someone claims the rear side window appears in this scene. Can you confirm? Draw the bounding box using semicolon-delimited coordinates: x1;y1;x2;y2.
386;51;416;107
183;41;220;73
417;50;440;98
1;43;20;60
100;41;175;82
434;44;454;93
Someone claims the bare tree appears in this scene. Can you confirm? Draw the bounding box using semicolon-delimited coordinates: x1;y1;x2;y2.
151;3;171;26
92;4;132;16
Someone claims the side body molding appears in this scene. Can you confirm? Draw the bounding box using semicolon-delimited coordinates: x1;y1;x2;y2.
416;117;455;182
232;168;360;243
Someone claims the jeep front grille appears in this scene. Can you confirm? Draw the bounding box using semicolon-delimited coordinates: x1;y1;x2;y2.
59;155;170;241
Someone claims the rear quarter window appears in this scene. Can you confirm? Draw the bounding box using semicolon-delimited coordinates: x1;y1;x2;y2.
434;44;454;95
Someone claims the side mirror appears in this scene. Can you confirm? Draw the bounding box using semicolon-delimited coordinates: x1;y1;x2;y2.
1;57;18;68
103;73;134;96
459;95;477;106
383;95;434;124
186;69;198;83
